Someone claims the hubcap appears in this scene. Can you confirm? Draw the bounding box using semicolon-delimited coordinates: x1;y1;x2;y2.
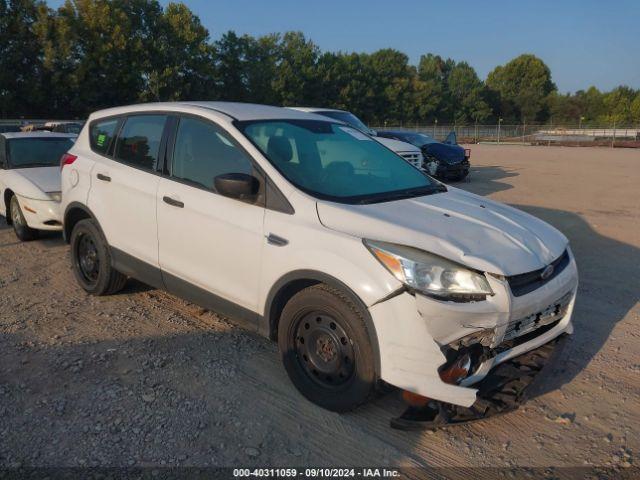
294;312;355;387
11;201;22;228
77;234;100;283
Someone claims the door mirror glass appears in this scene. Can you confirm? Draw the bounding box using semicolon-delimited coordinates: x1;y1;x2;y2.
214;173;260;201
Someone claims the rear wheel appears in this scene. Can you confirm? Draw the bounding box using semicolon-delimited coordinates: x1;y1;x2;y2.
70;218;127;295
10;196;38;241
278;284;377;412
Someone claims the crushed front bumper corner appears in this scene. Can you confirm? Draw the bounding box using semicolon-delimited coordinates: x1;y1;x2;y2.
390;334;568;430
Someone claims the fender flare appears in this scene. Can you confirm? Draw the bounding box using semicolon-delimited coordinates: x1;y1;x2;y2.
63;201;103;243
264;269;381;377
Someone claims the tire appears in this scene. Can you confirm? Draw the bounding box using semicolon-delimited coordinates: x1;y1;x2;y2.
10;195;38;241
278;284;377;412
70;218;127;295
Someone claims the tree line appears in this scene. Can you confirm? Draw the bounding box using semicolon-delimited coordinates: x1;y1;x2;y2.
2;0;640;125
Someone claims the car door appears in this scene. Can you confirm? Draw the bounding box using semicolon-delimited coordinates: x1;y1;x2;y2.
88;114;169;287
157;115;265;326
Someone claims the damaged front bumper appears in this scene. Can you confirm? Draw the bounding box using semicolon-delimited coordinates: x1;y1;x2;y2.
368;250;578;411
391;335;568;430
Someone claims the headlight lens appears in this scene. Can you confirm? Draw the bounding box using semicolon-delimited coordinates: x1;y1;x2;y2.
364;240;493;300
47;191;62;202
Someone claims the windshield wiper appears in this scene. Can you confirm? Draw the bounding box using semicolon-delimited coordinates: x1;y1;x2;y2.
355;185;446;205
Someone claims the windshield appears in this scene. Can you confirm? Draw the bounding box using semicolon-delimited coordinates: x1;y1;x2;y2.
315;111;375;135
7;137;74;168
396;132;438;147
238;120;443;204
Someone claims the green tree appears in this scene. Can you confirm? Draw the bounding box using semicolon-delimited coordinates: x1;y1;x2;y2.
213;31;282;104
366;49;414;124
143;2;215;102
599;86;636;125
0;0;46;117
486;54;556;123
36;0;164;116
631;92;640;124
272;31;320;106
446;61;490;123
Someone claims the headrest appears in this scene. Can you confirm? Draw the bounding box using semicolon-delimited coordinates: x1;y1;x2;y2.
267;136;293;163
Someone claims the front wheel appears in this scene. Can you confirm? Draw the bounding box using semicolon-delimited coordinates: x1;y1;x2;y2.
70;218;127;295
278;284;377;412
10;196;38;241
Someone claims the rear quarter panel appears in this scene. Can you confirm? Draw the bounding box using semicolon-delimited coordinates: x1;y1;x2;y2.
61;127;96;221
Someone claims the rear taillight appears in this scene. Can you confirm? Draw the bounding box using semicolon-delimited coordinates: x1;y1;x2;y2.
464;148;471;159
60;153;77;170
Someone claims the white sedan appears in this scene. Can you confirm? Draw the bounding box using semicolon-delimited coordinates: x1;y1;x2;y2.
0;132;76;240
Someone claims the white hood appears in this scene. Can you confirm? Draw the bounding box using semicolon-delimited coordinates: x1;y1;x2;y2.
316;187;568;276
11;167;61;199
375;136;420;154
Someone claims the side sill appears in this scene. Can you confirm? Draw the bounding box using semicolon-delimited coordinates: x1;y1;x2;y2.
162;271;261;333
110;247;262;334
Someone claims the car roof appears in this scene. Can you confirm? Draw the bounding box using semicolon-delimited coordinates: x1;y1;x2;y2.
90;102;334;122
44;121;83;126
1;132;77;140
289;107;348;114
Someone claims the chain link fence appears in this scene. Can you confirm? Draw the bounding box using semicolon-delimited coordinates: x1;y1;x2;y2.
3;118;639;147
372;124;640;147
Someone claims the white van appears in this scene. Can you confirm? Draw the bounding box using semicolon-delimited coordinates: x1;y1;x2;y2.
61;102;578;419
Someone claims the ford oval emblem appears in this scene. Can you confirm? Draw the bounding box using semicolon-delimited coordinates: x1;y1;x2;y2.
541;264;554;280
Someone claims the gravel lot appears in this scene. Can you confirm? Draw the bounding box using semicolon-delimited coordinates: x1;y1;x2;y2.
0;145;638;472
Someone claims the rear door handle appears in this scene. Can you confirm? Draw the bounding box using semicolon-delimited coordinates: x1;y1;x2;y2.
96;173;111;182
163;196;184;208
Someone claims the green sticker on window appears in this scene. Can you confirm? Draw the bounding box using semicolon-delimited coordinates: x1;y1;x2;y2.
97;134;106;147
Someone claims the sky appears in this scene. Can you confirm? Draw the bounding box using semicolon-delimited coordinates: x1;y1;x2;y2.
46;0;640;93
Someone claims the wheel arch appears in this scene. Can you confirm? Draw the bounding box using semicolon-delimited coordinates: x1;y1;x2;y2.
263;269;381;375
3;188;14;224
63;202;100;243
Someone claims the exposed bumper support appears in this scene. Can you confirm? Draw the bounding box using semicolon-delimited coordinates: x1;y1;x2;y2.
391;335;567;430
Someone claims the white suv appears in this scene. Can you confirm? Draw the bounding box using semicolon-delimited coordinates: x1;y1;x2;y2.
61;102;578;415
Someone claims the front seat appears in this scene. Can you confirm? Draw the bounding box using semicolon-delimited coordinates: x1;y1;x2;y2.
267;136;293;165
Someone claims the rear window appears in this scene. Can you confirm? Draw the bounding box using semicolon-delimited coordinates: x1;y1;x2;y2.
90;119;119;155
7;137;75;168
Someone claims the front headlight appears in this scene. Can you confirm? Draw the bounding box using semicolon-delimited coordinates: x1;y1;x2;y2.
364;240;493;301
47;191;62;202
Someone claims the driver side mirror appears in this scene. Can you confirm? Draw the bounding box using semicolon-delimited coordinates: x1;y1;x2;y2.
214;173;260;202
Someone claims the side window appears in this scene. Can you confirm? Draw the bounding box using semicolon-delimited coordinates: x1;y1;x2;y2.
172;117;253;191
114;115;167;170
0;137;5;168
90;118;119;155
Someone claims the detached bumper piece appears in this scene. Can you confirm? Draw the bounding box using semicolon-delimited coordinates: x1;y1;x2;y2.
390;335;566;430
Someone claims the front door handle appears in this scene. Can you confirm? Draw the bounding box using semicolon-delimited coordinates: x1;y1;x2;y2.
163;196;184;208
96;173;111;182
266;233;288;247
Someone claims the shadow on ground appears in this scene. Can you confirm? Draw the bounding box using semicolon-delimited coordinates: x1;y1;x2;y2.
460;164;520;196
512;205;639;400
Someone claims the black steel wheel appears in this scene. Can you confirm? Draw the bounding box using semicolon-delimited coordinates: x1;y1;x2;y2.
70;218;127;295
76;233;100;285
278;284;377;412
294;311;356;388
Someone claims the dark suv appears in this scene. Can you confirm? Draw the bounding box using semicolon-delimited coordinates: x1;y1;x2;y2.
377;130;470;181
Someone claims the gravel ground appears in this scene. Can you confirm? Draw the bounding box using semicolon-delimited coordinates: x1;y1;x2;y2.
0;145;638;472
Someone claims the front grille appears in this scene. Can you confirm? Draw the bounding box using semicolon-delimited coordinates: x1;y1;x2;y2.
507;249;570;297
503;291;572;342
400;152;423;169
